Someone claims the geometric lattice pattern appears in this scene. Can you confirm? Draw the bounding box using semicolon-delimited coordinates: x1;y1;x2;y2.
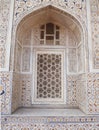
37;54;61;99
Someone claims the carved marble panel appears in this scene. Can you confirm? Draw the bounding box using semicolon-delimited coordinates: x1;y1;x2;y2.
68;48;77;73
0;72;12;114
76;74;87;113
67;75;78;107
22;47;31;72
90;0;99;69
22;31;31;46
77;45;83;72
87;73;99;114
20;74;32;107
0;0;10;69
12;72;21;112
15;43;22;72
14;0;86;22
32;26;40;45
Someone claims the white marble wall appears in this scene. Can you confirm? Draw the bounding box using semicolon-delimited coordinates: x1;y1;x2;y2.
1;0;99;116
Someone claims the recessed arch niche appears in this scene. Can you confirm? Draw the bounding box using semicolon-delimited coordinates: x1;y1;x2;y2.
12;5;86;113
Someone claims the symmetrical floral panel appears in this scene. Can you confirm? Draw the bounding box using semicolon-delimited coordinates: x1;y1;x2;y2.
0;72;12;114
66;75;78;107
76;74;87;113
90;0;99;69
87;73;99;114
14;0;87;22
11;72;21;112
19;74;32;107
0;0;11;69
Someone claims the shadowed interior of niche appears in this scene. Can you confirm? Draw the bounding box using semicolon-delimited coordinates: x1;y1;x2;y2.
12;5;86;115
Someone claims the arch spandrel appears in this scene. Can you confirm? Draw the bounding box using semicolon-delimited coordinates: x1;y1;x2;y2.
14;0;86;23
14;1;87;34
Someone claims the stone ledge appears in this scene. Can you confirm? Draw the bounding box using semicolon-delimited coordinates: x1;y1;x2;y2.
1;108;99;124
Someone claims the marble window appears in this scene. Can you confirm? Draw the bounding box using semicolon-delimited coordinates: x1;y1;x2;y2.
40;23;60;45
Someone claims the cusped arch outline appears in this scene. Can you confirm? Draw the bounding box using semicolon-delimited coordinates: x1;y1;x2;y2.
10;4;88;71
14;3;87;35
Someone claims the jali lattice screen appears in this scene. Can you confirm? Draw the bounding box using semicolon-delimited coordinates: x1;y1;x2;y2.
32;49;66;104
37;54;61;99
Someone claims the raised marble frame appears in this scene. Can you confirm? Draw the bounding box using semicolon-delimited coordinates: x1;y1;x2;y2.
32;48;66;104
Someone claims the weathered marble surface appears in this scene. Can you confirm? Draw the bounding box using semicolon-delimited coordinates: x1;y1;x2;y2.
0;1;99;128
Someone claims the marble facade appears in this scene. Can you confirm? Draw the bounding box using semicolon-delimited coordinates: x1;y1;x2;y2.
0;0;99;129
